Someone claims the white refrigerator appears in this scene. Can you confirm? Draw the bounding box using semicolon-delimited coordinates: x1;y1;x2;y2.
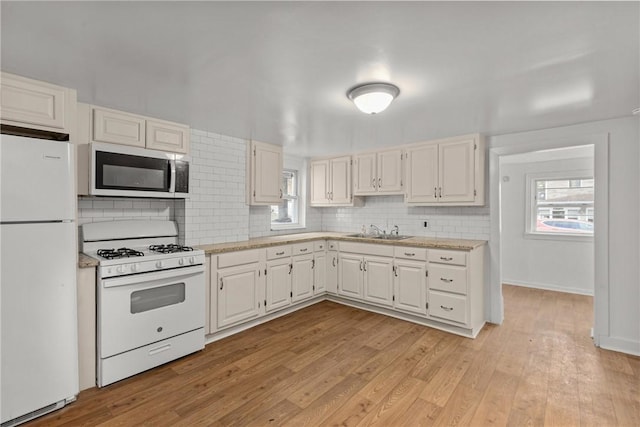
1;134;79;425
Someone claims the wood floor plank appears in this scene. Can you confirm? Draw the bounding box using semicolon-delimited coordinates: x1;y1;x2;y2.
22;287;639;427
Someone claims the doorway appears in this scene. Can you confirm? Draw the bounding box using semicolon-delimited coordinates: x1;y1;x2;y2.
488;133;609;347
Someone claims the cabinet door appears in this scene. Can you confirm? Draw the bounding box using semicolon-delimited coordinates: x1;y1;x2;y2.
439;138;475;203
252;141;283;204
377;148;403;193
363;256;394;307
310;160;330;205
353;152;377;195
1;72;67;131
405;143;439;203
146;119;189;154
326;251;338;294
338;253;363;298
266;259;292;312
330;156;352;204
314;252;327;294
92;107;146;147
217;264;260;328
394;259;427;315
292;254;314;302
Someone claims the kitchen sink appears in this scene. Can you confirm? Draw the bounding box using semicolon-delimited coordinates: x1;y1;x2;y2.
345;233;412;241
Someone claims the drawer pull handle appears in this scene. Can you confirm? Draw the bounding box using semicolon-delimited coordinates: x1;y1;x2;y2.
332;257;336;267
440;305;454;311
300;248;308;252
440;278;453;283
440;257;454;261
404;252;415;257
276;251;285;256
149;343;171;356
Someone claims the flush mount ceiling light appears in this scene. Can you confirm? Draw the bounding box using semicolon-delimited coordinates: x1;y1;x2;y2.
347;82;400;114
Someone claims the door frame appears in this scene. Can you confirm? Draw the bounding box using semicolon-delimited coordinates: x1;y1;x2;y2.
488;132;609;346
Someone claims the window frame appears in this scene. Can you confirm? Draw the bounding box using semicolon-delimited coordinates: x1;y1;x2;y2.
524;170;594;241
271;156;307;231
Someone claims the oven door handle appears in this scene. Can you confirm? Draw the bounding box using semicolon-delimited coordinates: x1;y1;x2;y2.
102;265;203;288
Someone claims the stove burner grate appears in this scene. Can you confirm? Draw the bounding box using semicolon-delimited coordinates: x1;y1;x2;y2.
97;248;145;259
149;244;194;254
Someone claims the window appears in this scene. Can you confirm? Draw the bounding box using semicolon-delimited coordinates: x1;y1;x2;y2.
271;169;299;225
526;172;594;236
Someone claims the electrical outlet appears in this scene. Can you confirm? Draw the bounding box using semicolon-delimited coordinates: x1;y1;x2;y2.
423;220;429;228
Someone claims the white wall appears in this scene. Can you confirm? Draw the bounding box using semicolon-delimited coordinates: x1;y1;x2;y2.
500;156;594;295
490;116;640;356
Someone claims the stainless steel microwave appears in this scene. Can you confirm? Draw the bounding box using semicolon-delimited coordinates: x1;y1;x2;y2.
78;142;189;198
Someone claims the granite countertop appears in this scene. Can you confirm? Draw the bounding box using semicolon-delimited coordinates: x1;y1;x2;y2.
78;232;487;268
79;252;100;268
196;232;486;254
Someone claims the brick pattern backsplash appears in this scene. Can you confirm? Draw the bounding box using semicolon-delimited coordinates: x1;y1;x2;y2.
77;129;490;246
320;195;490;240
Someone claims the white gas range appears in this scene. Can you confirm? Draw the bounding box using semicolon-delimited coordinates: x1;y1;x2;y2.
81;220;205;387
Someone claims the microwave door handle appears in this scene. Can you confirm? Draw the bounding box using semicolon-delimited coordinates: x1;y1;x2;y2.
169;159;176;193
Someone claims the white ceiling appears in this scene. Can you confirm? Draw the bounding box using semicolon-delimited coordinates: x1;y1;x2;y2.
1;2;638;157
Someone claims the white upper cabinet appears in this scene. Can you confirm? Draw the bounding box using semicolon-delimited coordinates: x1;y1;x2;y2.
310;155;358;206
246;140;283;205
146;119;190;153
405;134;485;206
0;72;76;135
353;148;403;195
78;103;190;154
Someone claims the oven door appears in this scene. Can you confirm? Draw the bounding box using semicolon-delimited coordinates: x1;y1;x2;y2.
98;265;204;359
90;142;175;198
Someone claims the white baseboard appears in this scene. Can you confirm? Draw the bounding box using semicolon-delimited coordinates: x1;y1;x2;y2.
502;279;594;296
597;335;640;357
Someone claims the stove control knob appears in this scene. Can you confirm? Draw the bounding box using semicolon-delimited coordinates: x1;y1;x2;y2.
189;256;196;264
155;261;164;269
178;258;185;266
116;265;125;274
131;263;140;272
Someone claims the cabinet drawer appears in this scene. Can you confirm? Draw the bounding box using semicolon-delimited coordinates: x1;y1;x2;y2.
340;241;394;257
428;249;467;266
266;246;292;260
394;246;427;261
218;249;261;268
93;107;146;147
428;291;468;324
429;264;467;295
292;242;313;255
314;241;326;252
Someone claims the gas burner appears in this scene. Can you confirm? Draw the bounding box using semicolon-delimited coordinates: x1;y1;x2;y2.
149;244;194;254
97;248;145;260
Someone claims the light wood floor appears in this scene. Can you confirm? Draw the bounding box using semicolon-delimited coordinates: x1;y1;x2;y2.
28;285;639;426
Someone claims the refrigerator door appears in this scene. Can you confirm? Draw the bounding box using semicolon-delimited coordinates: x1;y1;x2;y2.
1;222;79;423
0;134;74;222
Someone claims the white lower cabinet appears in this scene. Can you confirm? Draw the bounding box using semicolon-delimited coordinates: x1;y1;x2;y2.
313;248;327;294
393;259;428;315
266;258;292;312
217;263;261;329
326;242;338;294
363;256;394;307
206;239;485;340
292;253;314;302
338;253;364;298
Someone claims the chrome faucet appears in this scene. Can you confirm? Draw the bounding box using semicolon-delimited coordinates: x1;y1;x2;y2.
370;224;385;236
391;225;399;235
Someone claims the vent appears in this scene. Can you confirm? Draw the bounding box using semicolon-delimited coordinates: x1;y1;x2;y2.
1;400;66;427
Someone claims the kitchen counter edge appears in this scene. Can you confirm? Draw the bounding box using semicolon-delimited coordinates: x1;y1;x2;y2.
196;232;486;255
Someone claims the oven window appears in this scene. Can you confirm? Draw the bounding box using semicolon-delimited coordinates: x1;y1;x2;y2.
96;151;171;192
130;283;185;314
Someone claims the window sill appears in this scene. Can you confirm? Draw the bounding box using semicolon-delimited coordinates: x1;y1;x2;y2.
271;223;306;231
524;232;594;242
